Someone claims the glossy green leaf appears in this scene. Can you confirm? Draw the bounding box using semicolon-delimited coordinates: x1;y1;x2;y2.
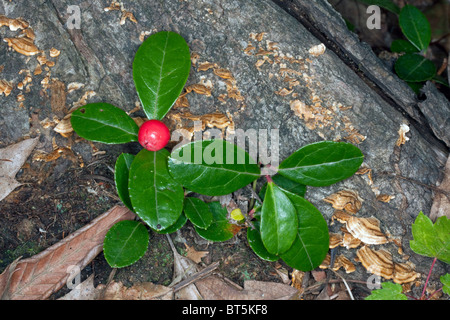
247;219;279;262
129;148;184;231
168;140;261;196
409;212;450;264
277;141;364;187
133;31;191;120
71;103;139;144
260;183;298;255
365;282;408;300
195;202;240;242
441;274;450;295
399;5;431;51
279;191;329;271
114;153;135;211
390;39;419;53
184;197;213;229
432;75;450;87
356;0;400;14
103;220;149;268
155;213;188;234
395;53;436;82
259;174;306;200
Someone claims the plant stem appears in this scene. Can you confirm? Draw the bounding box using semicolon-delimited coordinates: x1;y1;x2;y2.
421;257;437;299
426;287;442;300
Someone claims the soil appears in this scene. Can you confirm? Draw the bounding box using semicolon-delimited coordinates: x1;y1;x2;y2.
0;141;285;299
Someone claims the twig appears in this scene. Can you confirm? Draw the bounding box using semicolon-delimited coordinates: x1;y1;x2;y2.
376;172;450;200
421;257;437;300
172;261;220;293
332;270;355;300
80;174;114;184
427;287;443;300
302;278;367;295
248;179;261;209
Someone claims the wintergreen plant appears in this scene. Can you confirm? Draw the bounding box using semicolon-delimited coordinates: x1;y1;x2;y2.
71;31;364;271
356;1;449;93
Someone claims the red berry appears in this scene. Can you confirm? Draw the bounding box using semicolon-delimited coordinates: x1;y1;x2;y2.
138;120;170;151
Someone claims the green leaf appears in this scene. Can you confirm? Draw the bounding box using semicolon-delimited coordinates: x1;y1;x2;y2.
184;197;213;229
390;39;419;53
133;31;191;120
395;53;436;82
409;212;450;264
168;140;261;196
129;148;184;231
356;0;400;14
260;183;298;255
432;75;450;87
279;191;329;271
247;219;279;262
114;153;135;211
103;220;149;268
365;282;408;300
441;273;450;295
399;5;431;51
155;213;188;234
195;202;240;242
259;174;307;200
277;141;364;187
71;103;139;144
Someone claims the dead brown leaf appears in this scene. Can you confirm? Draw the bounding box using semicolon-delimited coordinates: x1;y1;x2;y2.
166;235;202;300
58;274;103;300
184;243;208;264
195;276;299;300
101;281;173;300
0;205;135;300
0;137;39;202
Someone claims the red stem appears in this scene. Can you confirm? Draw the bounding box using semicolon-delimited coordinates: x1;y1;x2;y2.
426;288;442;300
248;208;255;220
264;164;273;183
421;257;437;299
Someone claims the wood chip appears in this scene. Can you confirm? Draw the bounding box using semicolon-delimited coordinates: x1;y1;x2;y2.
120;11;137;25
396;123;410;146
356;246;394;279
376;194;395;203
329;233;343;248
4;36;40;56
275;87;293;96
213;68;234;80
393;261;421;284
0;15;29;31
308;43;326;57
197;62;217;71
49;48;61;58
346;216;388;245
0;79;13;97
324;190;363;214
